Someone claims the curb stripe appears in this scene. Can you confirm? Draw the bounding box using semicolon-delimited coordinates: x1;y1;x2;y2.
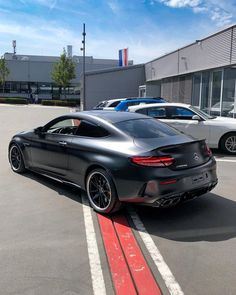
215;159;236;163
97;213;136;295
128;207;184;295
113;214;161;295
81;195;106;295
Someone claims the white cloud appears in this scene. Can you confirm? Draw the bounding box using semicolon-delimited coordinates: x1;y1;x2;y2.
157;0;235;27
210;8;232;27
19;0;58;9
160;0;202;8
107;0;121;14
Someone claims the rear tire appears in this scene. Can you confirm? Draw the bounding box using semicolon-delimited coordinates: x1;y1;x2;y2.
86;168;121;214
220;132;236;154
9;144;26;173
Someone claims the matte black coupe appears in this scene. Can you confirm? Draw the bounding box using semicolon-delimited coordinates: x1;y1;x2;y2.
9;111;218;213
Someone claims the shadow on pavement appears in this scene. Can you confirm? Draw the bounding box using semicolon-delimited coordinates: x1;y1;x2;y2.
20;171;236;243
133;193;236;242
21;170;83;204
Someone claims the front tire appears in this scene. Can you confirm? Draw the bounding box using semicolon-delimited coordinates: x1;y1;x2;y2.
86;168;121;214
220;132;236;154
9;144;26;173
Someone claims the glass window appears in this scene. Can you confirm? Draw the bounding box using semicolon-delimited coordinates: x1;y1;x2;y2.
171;107;195;119
200;72;210;111
76;120;110;137
110;101;122;107
38;83;52;94
222;68;236;117
136;108;147;115
210;71;222;116
46;118;81;135
20;83;29;93
192;73;201;106
147;107;166;118
115;118;180;138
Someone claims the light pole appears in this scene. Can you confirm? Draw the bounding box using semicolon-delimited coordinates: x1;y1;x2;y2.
80;23;86;111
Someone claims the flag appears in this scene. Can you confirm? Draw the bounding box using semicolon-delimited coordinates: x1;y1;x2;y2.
119;48;128;66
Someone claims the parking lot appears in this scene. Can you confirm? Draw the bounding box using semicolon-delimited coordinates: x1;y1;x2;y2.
1;104;236;295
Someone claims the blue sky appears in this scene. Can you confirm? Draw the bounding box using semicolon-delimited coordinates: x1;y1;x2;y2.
0;0;236;63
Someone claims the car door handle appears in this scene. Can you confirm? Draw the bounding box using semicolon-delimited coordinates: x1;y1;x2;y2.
58;141;67;146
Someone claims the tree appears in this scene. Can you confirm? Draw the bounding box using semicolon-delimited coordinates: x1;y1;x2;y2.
51;49;76;99
0;57;10;94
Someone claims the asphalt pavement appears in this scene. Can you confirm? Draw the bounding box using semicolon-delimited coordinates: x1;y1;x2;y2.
0;104;236;295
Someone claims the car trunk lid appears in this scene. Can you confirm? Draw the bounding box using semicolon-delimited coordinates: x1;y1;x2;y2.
134;137;211;169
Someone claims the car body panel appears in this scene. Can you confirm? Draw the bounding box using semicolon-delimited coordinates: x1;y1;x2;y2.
129;102;236;149
115;98;166;112
9;111;217;206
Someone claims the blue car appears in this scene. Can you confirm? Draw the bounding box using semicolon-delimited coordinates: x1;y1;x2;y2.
115;98;166;112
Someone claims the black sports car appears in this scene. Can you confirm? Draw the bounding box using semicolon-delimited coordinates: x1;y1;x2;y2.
9;111;218;213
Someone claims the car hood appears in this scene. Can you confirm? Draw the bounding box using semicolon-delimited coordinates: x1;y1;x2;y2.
209;116;236;126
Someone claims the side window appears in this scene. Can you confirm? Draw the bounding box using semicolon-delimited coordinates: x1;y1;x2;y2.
171;107;195;119
46;118;81;135
136;108;147;115
76;120;109;137
109;101;121;107
147;107;166;118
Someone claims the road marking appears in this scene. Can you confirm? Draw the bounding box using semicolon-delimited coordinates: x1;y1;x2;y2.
128;207;184;295
215;158;236;163
81;194;106;295
113;214;161;295
97;213;136;295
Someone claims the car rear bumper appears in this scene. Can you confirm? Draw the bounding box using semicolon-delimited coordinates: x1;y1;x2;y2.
114;157;217;206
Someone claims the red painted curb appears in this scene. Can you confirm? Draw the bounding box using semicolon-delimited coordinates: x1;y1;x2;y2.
98;213;162;295
113;215;161;295
97;213;136;295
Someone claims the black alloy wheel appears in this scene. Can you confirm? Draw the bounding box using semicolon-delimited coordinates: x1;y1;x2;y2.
9;144;26;173
220;133;236;154
86;168;121;214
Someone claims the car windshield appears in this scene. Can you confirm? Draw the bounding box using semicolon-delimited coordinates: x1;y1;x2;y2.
115;118;180;138
189;106;216;120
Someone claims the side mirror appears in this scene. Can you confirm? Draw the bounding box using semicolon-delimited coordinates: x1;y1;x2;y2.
192;115;201;121
34;126;43;135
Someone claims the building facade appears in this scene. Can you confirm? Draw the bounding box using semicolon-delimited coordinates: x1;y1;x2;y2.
0;52;126;100
84;64;145;109
145;25;236;117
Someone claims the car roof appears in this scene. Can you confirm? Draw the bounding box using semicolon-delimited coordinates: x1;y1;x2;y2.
128;102;191;110
106;98;126;103
63;110;148;124
118;98;164;104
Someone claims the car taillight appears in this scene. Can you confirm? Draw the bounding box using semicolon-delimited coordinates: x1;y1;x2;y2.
205;145;212;157
130;156;175;167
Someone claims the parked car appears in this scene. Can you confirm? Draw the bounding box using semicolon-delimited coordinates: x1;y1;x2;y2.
93;97;166;111
9;111;217;213
203;101;234;116
93;98;128;110
114;97;166;112
129;102;236;154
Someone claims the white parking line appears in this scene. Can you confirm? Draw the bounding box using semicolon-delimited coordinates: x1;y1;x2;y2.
215;159;236;163
82;194;106;295
128;207;184;295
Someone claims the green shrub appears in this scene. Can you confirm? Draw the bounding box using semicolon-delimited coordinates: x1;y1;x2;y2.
0;97;28;104
41;99;80;107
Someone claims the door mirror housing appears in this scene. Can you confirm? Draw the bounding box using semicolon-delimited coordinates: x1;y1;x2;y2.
192;115;201;121
34;126;43;135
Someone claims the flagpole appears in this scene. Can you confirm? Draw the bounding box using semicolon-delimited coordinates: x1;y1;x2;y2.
80;23;86;111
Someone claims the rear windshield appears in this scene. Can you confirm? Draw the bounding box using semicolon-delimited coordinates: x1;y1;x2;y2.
115;118;180;138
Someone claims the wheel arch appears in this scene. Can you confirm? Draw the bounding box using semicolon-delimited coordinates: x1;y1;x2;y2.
218;131;236;149
8;139;28;167
84;164;116;190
